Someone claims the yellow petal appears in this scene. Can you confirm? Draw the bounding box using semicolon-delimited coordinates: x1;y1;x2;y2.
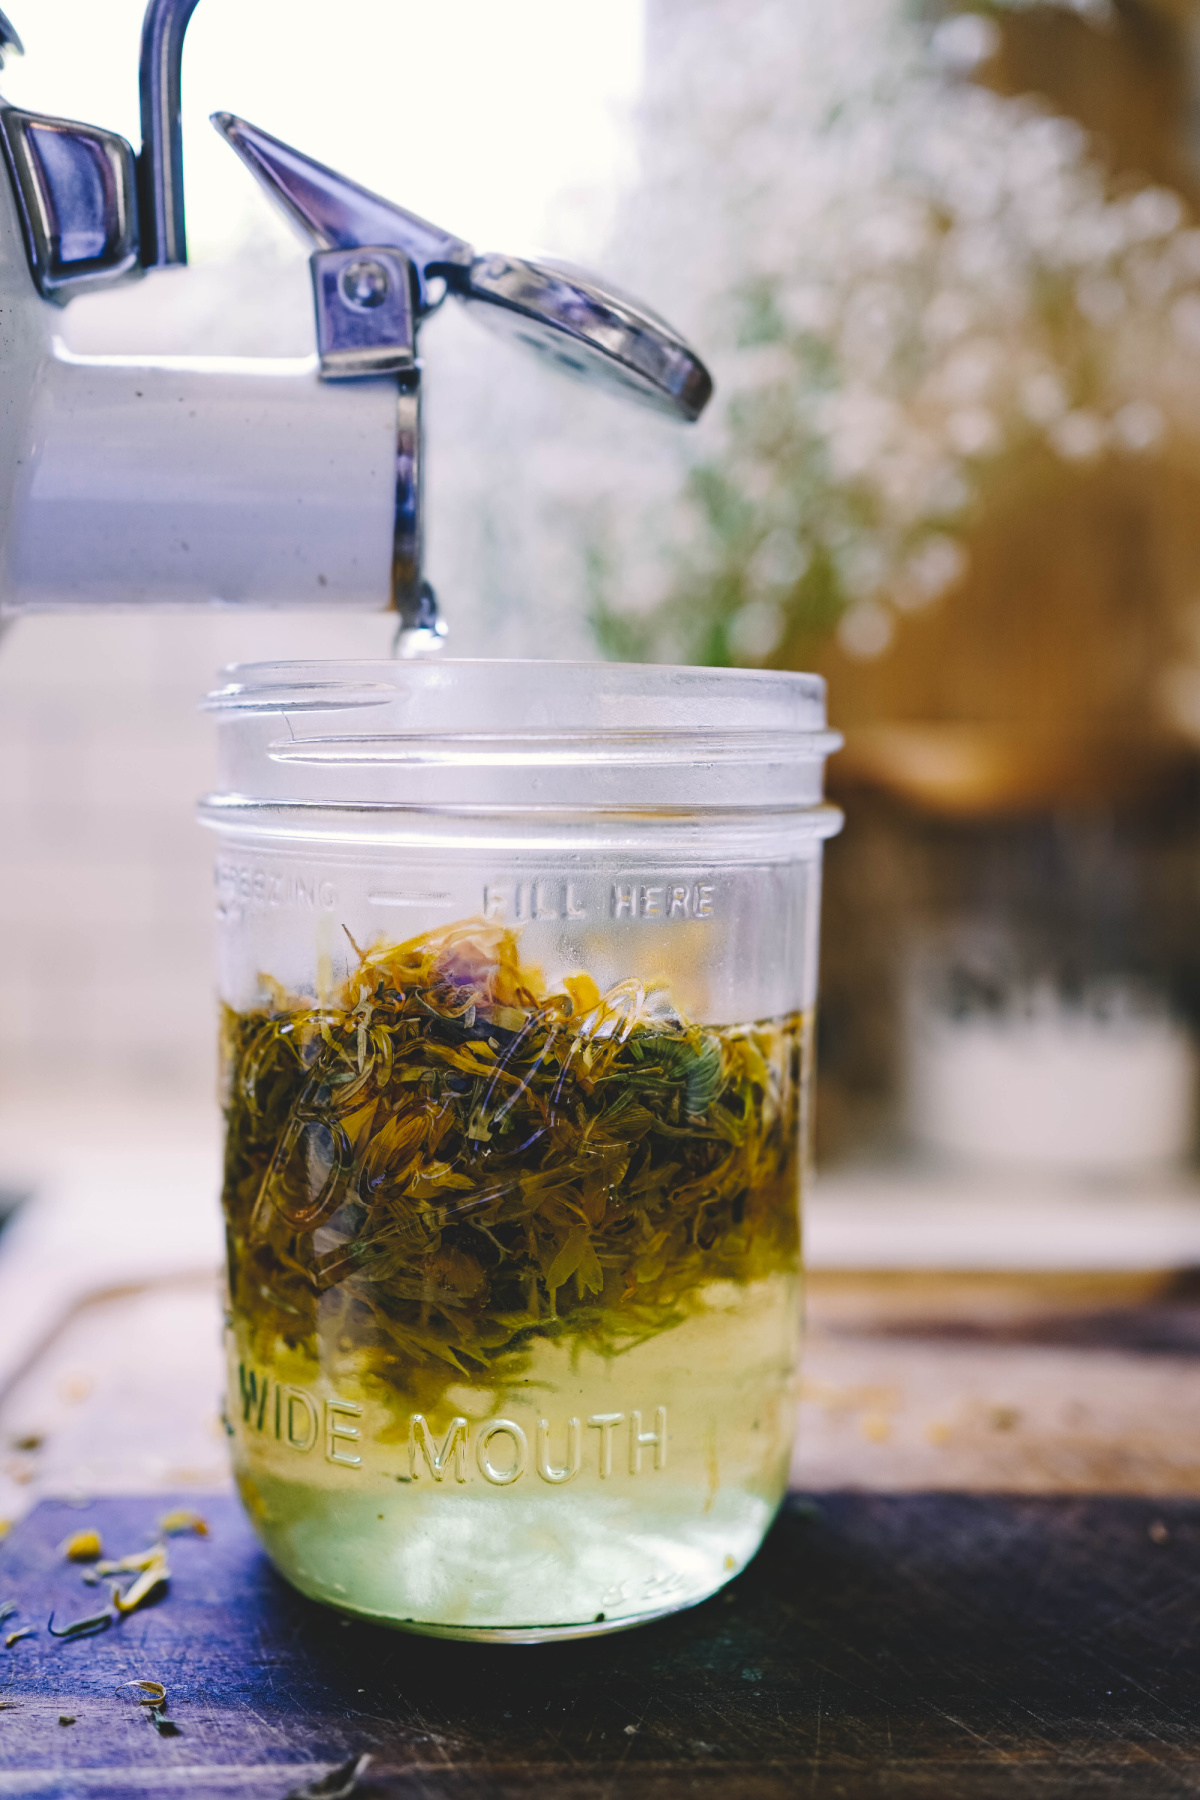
63;1530;102;1563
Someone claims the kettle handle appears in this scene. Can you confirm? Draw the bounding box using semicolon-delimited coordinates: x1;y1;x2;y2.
137;0;201;267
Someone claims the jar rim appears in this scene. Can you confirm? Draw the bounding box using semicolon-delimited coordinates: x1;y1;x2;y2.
204;658;840;816
203;657;830;734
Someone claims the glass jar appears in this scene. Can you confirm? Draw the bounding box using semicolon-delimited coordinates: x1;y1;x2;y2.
200;659;841;1641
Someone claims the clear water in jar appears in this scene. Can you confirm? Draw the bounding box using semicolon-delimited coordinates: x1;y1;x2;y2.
220;919;806;1639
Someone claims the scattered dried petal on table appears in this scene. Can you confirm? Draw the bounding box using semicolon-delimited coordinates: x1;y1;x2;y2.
96;1547;163;1575
111;1549;169;1615
157;1509;208;1538
62;1530;102;1563
47;1609;114;1639
116;1679;167;1706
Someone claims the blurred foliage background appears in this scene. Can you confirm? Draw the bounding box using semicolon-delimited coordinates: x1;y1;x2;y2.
577;0;1200;1171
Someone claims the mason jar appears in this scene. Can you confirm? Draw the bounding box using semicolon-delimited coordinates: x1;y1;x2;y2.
200;659;841;1641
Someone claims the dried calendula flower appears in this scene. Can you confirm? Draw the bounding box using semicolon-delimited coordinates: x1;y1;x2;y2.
62;1530;102;1563
96;1547;163;1576
221;919;804;1419
116;1679;167;1706
157;1509;208;1538
117;1680;178;1736
111;1548;169;1616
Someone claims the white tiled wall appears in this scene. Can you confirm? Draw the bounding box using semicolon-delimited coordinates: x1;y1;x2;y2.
0;610;396;1103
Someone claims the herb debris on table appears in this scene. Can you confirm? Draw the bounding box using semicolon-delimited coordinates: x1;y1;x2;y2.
158;1509;207;1538
62;1530;102;1563
117;1679;179;1736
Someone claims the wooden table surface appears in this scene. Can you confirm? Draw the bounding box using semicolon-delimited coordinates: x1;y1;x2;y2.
4;1267;1200;1797
4;1489;1200;1799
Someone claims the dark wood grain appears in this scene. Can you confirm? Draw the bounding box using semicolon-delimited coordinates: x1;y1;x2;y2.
3;1491;1200;1798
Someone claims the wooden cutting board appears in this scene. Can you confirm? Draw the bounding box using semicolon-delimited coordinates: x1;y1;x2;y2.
2;1488;1200;1798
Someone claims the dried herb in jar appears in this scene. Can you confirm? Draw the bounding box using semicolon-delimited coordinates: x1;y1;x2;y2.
221;921;804;1410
